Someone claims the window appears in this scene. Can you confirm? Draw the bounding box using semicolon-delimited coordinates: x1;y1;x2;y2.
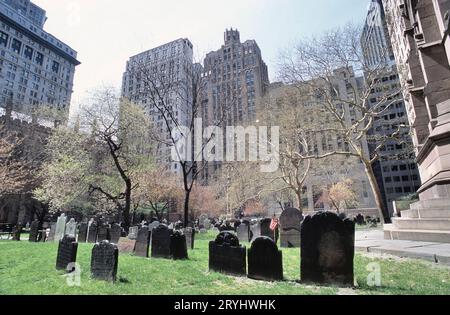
394;176;401;183
24;46;33;60
11;39;22;54
52;61;59;73
392;165;399;172
404;187;412;193
0;31;8;47
395;187;403;193
385;177;392;183
400;164;407;171
402;176;409;182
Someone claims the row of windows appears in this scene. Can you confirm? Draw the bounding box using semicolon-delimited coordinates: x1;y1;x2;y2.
386;186;418;195
383;163;417;172
385;174;419;183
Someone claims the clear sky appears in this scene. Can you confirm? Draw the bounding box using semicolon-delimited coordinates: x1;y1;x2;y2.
32;0;371;113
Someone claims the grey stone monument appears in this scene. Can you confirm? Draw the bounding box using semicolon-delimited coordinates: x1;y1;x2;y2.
91;241;118;282
54;214;67;242
65;218;77;238
279;208;303;248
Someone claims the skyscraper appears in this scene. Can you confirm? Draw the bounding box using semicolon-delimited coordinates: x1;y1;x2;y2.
0;0;80;112
361;0;421;215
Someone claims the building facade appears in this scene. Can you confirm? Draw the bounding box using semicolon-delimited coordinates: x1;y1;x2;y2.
383;0;450;242
361;0;422;215
0;0;80;112
121;38;194;176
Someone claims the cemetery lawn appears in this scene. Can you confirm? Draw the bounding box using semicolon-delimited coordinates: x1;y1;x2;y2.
1;233;450;295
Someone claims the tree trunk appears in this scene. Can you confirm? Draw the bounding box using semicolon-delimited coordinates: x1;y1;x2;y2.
364;162;391;224
295;190;302;210
184;190;191;228
123;179;132;231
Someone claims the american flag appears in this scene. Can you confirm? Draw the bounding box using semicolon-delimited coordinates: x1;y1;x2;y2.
270;218;279;231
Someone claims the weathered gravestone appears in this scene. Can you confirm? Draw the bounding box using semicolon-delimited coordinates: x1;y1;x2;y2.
204;219;212;230
134;227;150;258
97;225;110;242
91;241;118;282
109;224;122;244
260;218;279;243
209;232;246;276
170;231;188;260
54;214;67;242
184;227;195;250
248;237;283;281
279;208;303;248
151;224;171;259
87;220;98;243
237;222;251;243
77;223;88;243
65;218;77;238
250;222;260;241
117;237;136;254
12;225;22;241
301;212;355;286
56;235;78;271
128;226;139;240
28;221;39;242
47;224;56;242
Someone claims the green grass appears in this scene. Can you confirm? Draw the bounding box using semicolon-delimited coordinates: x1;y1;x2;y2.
0;232;449;295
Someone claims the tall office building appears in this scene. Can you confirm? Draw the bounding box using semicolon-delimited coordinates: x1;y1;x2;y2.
121;38;195;176
361;0;421;215
382;0;450;242
0;0;80;112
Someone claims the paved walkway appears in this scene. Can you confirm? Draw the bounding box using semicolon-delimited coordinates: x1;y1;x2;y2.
356;229;450;265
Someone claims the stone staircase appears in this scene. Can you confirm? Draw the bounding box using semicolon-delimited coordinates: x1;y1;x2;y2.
384;199;450;243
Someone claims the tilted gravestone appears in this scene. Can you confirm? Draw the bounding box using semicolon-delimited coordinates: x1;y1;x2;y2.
128;226;139;240
209;232;246;276
91;241;118;282
248;237;283;281
97;225;110;243
109;224;122;244
170;231;188;260
56;235;78;272
184;227;195;250
134;227;150;258
301;212;355;286
237;223;251;243
65;218;77;238
280;208;303;248
47;224;56;242
260;218;279;243
12;225;22;241
29;221;40;242
151;224;172;259
117;237;136;254
77;223;88;243
87;221;98;243
54;214;67;242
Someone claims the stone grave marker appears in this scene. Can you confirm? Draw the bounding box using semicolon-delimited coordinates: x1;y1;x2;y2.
77;223;88;243
250;222;260;241
151;224;171;259
260;218;279;243
97;225;110;242
184;227;195;250
237;222;251;243
209;232;246;276
134;226;150;258
170;231;188;260
38;229;47;242
204;219;212;230
56;235;78;272
109;224;122;244
247;237;283;281
12;225;22;241
87;220;98;243
47;224;56;242
54;214;67;242
65;218;77;238
301;212;355;286
28;221;39;242
91;241;118;282
117;237;136;254
279;208;303;248
128;226;139;240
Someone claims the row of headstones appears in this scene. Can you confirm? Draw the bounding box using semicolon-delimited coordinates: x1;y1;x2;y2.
209;211;355;286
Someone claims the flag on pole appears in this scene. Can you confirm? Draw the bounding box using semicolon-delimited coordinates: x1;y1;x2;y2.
270;217;279;231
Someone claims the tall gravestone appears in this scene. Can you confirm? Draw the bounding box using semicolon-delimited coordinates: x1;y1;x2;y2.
77;223;88;243
279;208;303;248
128;226;139;240
109;224;122;244
237;222;251;243
56;235;78;272
134;227;150;258
47;224;56;242
54;214;67;242
65;219;77;238
301;212;355;286
209;232;246;276
170;231;188;260
91;241;118;282
87;220;98;243
151;224;171;259
248;237;283;281
250;222;260;241
260;218;279;243
28;221;39;242
184;227;195;250
97;225;110;242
